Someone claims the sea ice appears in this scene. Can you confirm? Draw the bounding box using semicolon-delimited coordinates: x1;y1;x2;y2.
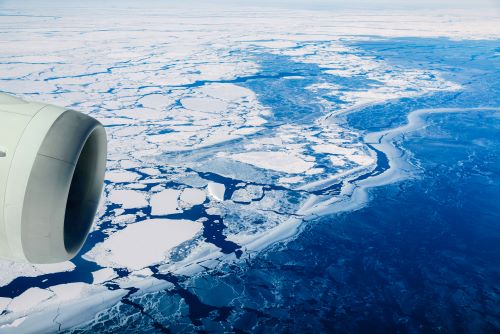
7;288;54;313
0;261;75;287
207;182;226;201
106;170;140;183
108;189;148;209
231;185;264;203
138;94;173;109
180;188;206;206
231;151;314;174
150;189;182;215
92;268;118;284
199;83;254;100
0;298;11;313
312;144;358;155
85;219;202;271
49;283;91;302
181;97;228;113
1;2;497;330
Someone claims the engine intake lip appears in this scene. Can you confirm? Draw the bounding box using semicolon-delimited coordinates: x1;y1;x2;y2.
20;109;107;263
63;124;107;256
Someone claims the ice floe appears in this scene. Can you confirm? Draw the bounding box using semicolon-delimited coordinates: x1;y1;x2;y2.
179;188;206;206
108;189;148;209
231;151;314;174
150;189;182;215
0;2;497;330
85;219;202;271
106;170;140;183
91;268;118;284
207;182;226;201
231;185;264;203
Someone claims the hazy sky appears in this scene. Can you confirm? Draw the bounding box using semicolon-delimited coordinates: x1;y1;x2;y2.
1;0;499;11
221;0;500;10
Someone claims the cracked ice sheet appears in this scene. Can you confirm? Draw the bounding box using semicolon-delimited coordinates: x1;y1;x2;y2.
0;1;498;331
0;283;126;333
2;283;105;321
145;83;268;153
281;43;464;118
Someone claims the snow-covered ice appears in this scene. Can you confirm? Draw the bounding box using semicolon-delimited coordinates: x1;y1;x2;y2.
180;188;206;206
231;151;315;174
150;189;182;215
0;1;497;330
108;189;148;209
207;182;226;202
91;268;118;284
85;219;202;271
6;288;53;314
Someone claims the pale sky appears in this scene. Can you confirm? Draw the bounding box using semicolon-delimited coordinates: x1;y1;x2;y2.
1;0;499;21
1;0;499;11
221;0;500;10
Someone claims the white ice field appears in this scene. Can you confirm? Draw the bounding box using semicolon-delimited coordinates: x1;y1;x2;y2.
0;1;498;332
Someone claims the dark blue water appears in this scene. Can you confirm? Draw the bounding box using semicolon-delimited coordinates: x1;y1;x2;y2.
70;107;500;333
346;38;499;132
209;109;499;333
63;37;500;333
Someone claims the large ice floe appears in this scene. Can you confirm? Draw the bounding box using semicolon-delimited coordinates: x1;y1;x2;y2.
0;1;498;332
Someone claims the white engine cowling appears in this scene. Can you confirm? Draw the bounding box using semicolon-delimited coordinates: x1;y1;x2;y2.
0;93;107;263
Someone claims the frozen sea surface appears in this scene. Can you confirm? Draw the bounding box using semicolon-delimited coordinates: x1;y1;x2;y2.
0;1;499;333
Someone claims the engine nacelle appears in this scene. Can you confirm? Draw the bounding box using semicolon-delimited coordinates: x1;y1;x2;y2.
0;93;107;263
